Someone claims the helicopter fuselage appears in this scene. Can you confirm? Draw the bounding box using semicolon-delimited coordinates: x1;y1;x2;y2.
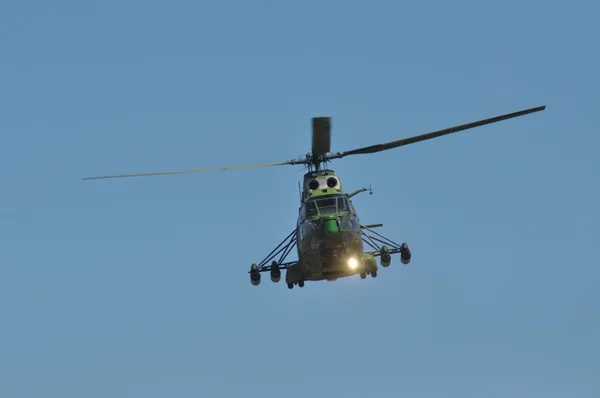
284;170;378;284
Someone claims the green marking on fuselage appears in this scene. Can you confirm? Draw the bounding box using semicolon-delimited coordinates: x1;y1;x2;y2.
324;218;340;235
302;169;344;200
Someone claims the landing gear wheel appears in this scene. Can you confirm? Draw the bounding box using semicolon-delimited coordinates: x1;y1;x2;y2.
298;280;304;288
287;283;294;289
270;261;281;283
371;271;377;278
360;272;367;279
400;242;412;264
380;245;391;267
250;263;261;286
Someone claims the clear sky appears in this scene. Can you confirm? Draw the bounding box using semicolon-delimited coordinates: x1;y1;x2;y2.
1;1;598;397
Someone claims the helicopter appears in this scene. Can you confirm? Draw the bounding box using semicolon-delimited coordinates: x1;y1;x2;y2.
83;105;546;289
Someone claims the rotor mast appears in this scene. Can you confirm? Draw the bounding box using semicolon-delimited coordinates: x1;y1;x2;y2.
304;153;330;172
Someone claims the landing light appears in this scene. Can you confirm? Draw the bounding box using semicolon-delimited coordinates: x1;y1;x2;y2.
347;257;358;269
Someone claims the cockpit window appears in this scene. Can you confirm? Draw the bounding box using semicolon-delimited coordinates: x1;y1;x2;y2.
305;201;318;216
302;194;350;217
316;197;337;214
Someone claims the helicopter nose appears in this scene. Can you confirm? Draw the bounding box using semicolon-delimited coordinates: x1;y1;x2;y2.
323;219;339;235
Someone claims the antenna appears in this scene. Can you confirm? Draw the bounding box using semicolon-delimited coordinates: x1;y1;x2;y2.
298;181;301;200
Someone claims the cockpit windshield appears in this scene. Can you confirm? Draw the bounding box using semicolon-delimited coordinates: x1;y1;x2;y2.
303;194;350;217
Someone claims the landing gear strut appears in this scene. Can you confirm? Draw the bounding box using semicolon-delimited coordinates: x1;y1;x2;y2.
360;224;413;272
248;227;299;287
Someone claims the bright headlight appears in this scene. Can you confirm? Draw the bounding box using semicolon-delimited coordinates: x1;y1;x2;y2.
347;257;358;269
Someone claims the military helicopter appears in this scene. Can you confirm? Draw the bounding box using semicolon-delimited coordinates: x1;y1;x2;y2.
83;105;545;289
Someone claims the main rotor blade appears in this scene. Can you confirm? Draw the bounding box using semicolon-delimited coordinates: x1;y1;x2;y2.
337;105;546;157
312;116;332;158
82;160;297;180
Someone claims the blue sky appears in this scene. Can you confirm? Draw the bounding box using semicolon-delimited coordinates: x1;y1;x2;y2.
1;0;598;397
